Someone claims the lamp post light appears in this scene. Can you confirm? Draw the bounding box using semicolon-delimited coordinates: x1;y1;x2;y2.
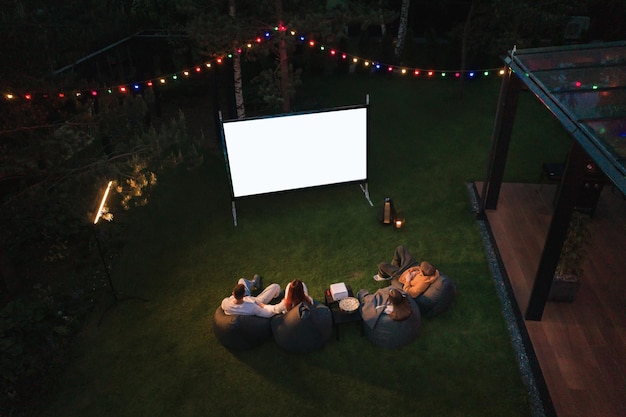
93;180;146;325
94;181;113;225
93;181;117;304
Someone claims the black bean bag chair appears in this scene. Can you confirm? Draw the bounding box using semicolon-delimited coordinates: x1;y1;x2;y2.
415;274;457;318
360;293;421;349
271;302;333;353
213;307;273;350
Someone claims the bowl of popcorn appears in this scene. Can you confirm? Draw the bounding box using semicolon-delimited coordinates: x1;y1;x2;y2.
338;296;359;313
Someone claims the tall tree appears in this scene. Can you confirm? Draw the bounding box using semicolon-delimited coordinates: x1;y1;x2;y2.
457;0;475;98
229;0;246;118
394;0;411;62
275;0;291;112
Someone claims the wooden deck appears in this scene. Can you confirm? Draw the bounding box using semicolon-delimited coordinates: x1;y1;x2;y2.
479;183;626;417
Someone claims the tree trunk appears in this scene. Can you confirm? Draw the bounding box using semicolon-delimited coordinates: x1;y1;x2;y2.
379;0;387;36
229;0;246;119
458;1;475;99
394;0;411;62
276;0;290;112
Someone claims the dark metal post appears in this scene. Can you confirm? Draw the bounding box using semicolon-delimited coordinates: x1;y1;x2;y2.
525;141;586;320
480;67;522;213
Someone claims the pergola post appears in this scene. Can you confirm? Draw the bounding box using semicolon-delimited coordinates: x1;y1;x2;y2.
525;141;587;320
479;67;523;213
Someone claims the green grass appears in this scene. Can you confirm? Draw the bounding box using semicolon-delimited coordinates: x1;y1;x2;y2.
35;74;569;416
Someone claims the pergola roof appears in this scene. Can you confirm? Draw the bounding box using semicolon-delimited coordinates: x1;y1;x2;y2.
505;41;626;194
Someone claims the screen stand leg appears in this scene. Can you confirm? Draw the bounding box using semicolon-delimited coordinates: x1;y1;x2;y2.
360;183;374;206
232;201;238;226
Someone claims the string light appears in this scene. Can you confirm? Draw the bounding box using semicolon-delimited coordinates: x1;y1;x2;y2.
3;24;506;103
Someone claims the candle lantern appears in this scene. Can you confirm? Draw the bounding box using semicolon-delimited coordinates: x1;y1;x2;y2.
378;197;397;225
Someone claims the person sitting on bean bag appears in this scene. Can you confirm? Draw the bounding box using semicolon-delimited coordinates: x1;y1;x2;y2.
374;246;456;317
221;274;281;318
214;274;281;350
359;287;414;327
272;279;313;314
357;286;421;349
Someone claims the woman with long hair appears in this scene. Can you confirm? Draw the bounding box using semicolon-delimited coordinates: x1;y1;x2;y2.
386;288;413;321
358;286;414;330
274;279;313;313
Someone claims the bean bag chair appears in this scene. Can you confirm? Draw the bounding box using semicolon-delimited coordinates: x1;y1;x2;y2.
360;292;421;349
415;274;457;318
213;307;273;350
271;302;333;353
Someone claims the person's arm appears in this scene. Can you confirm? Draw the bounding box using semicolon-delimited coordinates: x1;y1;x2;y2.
405;284;422;299
302;282;314;304
272;299;286;314
401;267;419;291
253;302;276;318
406;273;437;298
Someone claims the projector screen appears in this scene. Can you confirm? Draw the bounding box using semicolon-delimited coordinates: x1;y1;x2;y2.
221;106;368;198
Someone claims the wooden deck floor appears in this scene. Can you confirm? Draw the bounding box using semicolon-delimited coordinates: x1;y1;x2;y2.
479;183;626;417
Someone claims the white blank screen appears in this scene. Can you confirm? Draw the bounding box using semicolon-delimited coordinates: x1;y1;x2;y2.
223;107;368;198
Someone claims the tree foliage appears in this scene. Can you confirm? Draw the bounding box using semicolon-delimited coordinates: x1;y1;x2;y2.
169;0;397;114
449;0;590;67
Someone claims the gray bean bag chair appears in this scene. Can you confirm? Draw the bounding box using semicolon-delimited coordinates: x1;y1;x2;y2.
213;307;273;350
359;290;421;349
271;302;333;353
415;274;457;318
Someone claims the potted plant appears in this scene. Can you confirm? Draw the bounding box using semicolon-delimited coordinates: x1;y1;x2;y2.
549;211;591;302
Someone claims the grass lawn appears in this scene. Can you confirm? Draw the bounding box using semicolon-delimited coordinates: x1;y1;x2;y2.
34;73;569;417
